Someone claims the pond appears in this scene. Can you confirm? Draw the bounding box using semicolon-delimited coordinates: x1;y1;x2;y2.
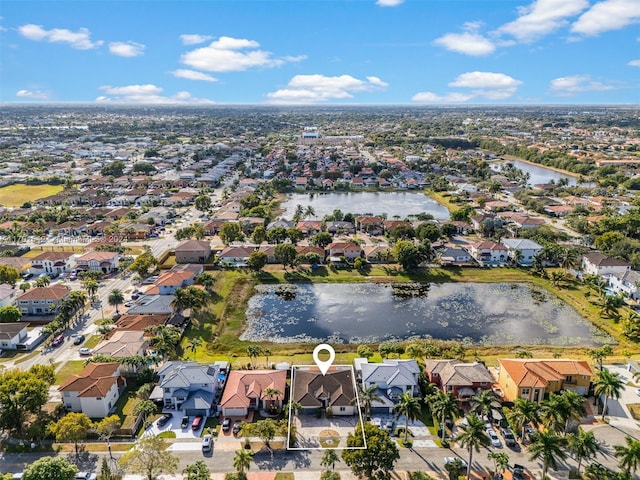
280;192;450;220
490;159;579;187
242;282;612;346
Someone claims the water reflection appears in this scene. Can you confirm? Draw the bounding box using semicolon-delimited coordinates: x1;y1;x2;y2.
242;283;612;346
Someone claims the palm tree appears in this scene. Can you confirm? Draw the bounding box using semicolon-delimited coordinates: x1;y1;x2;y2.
147;325;181;359
560;390;587;434
233;448;253;474
320;448;339;471
471;389;498;424
304;205;315;219
246;344;261;368
393;392;421;443
355;384;382;421
540;392;566;433
186;338;202;358
84;278;99;301
614;436;640;475
507;398;540;441
108;288;124;314
559;247;578;273
568;428;601;473
195;272;216;292
487;451;510;478
431;390;462;442
455;413;490;480
593;368;624;421
263;387;282;413
528;429;567;480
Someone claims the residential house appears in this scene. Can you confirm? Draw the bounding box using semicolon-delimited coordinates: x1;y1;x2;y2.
355;216;384;235
15;285;70;316
111;313;169;336
154;269;197;295
219;246;255;267
0;323;28;350
75;251;120;274
326;242;362;262
175;240;211;264
497;359;593;402
608;270;640;300
325;221;355;235
125;295;175;315
358;359;420;414
424;360;494;400
0;284;17;308
0;257;31;273
468;241;508;265
92;330;149;359
292;368;357;416
296;221;323;236
582;253;630;278
362;245;393;264
437;247;473;266
219;370;287;417
29;251;76;276
501;239;543;266
59;363;126;418
155;361;223;416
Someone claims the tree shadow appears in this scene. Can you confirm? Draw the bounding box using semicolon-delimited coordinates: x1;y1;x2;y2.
256;271;279;283
284;271;310;283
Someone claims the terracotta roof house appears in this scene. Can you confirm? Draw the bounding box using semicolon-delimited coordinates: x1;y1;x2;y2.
424;360;494;400
76;251;120;274
111;313;170;336
59;363;126;418
292;368;357;416
296;221;323;236
29;251;75;276
15;284;70;316
175;240;211;264
468;241;508;265
582;252;630;278
219;370;287;417
497;359;593;402
0;256;31;272
326;242;362;261
154;270;197;295
355;216;384;235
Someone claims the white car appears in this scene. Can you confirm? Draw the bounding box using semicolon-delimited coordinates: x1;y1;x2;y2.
202;434;212;452
487;429;502;448
79;347;92;356
75;473;97;480
635;388;640;396
444;457;468;468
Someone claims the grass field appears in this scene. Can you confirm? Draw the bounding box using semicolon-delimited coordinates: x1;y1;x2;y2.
54;360;86;384
0;184;65;207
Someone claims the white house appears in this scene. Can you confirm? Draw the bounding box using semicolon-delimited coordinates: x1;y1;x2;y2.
358;359;421;414
218;246;255;267
0;284;17;308
437;247;472;265
29;251;76;276
155;361;223;416
75;251;120;274
582;252;630;278
468;241;508;265
58;363;126;418
0;323;28;350
608;270;640;300
501;238;543;266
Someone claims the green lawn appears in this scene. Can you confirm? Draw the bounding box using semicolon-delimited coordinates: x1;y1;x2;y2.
54;360;86;384
0;184;65;207
84;334;102;349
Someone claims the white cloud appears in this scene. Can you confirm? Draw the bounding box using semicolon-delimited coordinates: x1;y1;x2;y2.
413;71;522;103
16;89;49;100
266;74;388;104
180;34;213;45
496;0;589;42
628;59;640;66
376;0;404;6
97;84;214;104
549;75;617;95
17;23;103;49
180;36;305;72
109;41;145;57
571;0;640;36
434;32;496;56
171;69;218;82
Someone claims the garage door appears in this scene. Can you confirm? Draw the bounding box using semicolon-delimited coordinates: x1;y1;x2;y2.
223;407;247;417
185;408;207;417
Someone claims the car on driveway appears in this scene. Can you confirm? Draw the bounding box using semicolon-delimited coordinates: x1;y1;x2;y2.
181;416;190;429
157;413;173;427
232;421;243;435
192;415;203;431
222;418;231;432
502;428;517;448
79;347;92;356
202;434;212;452
487;429;502;448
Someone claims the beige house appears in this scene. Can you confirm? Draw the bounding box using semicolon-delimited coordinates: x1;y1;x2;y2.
15;285;70;316
219;370;287;417
175;240;211;264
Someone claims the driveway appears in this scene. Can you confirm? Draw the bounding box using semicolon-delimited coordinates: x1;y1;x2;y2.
601;364;640;419
145;412;204;439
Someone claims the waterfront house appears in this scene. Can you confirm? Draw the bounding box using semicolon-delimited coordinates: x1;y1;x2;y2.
358;359;420;414
608;269;640;300
501;238;543;266
293;368;356;416
155;361;223;416
424;360;494;400
219;370;287;417
582;252;630;278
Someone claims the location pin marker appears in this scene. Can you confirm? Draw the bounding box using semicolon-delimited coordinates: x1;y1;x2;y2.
313;343;335;376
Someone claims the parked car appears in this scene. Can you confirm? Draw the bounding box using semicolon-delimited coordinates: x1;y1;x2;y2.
75;473;97;480
487;429;502;448
384;419;395;435
73;334;85;345
502;428;517;448
79;347;92;356
69;272;77;280
181;416;190;429
192;415;203;431
131;292;141;300
232;421;243;435
444;457;468;468
51;334;64;347
222;418;231;432
513;464;525;480
157;413;173;427
202;434;212;452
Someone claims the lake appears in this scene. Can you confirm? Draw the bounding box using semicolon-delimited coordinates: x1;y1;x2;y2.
280;192;450;220
490;159;579;187
242;282;612;346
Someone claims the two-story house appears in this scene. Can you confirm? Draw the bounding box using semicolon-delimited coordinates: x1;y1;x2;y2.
29;251;76;276
497;359;593;403
501;238;543;266
357;359;420;414
175;240;211;264
467;241;508;265
154;269;197;295
75;251;120;274
608;269;640;300
582;253;630;279
156;361;223;416
424;359;495;400
15;285;70;316
59;363;126;418
219;370;287;417
0;323;29;350
326;242;362;262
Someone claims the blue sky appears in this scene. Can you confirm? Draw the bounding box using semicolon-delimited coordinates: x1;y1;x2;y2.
1;0;639;105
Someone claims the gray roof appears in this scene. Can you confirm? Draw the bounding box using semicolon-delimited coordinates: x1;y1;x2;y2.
426;360;494;387
182;389;214;410
361;360;419;389
0;322;27;340
126;295;174;314
159;362;220;389
501;238;543;250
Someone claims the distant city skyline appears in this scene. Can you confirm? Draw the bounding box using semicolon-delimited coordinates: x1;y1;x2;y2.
1;0;639;105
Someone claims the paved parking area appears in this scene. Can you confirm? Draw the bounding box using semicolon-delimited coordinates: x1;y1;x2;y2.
371;414;431;437
145;412;204;439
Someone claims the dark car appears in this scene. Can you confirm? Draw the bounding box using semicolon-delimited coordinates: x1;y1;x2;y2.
73;334;85;345
232;421;243;435
502;428;517;448
512;464;525;480
222;418;231;432
157;413;173;427
181;416;189;429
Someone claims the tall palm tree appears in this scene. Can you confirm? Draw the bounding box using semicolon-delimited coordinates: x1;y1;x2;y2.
233;448;253;474
393;392;421;443
304;205;315;219
263;387;282;413
186;338;202;359
528;429;567;480
593;368;624;421
614;436;640;475
454;413;490;480
540;392;567;433
355;384;382;421
507;398;541;441
108;288;124;314
487;452;510;478
431;390;462;442
568;428;601;473
471;389;498;424
147;325;181;359
320;448;339;471
84;278;99;301
560;390;587;434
